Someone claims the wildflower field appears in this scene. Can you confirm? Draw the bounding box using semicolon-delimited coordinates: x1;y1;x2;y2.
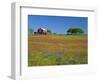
28;34;87;66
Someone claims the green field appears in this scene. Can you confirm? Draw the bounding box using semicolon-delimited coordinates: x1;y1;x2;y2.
28;34;88;66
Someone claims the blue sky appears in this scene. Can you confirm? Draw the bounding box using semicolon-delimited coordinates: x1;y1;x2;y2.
28;15;88;34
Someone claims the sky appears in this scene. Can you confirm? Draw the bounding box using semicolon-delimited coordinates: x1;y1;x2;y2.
28;15;88;34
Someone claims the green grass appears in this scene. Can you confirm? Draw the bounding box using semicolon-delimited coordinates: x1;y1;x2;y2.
31;34;87;40
28;34;88;66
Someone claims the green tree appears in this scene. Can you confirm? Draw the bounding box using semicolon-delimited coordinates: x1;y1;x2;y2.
47;29;52;34
28;28;34;34
67;28;84;35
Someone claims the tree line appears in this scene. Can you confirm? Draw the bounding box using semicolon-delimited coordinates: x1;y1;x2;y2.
28;27;85;35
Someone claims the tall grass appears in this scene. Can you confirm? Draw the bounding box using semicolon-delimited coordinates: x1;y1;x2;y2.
28;35;87;66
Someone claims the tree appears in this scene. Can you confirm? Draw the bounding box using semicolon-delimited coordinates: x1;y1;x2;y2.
53;33;57;35
47;29;52;34
67;28;84;35
28;28;34;34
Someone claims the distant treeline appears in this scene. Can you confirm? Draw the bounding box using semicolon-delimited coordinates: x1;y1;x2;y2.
28;27;85;35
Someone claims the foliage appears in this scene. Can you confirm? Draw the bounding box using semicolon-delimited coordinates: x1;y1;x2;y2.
67;28;84;35
28;28;34;34
47;29;52;34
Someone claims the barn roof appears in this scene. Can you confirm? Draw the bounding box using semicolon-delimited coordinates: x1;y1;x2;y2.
41;28;47;31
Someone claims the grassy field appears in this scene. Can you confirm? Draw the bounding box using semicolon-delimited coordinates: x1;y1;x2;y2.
28;34;88;66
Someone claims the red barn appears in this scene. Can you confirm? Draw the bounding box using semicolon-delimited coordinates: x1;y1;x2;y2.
36;28;48;35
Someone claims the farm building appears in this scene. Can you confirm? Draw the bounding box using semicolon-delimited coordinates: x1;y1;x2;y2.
34;28;48;35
